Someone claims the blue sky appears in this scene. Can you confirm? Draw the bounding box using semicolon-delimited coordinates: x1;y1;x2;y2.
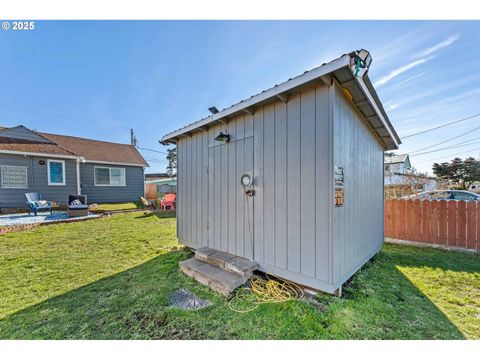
0;21;479;174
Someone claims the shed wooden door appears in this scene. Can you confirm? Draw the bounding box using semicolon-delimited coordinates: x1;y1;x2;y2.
207;137;254;260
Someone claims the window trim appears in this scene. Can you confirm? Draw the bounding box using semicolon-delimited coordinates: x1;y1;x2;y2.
94;166;126;187
47;159;66;186
0;165;28;189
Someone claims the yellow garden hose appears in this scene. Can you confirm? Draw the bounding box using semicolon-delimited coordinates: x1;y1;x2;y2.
228;273;304;313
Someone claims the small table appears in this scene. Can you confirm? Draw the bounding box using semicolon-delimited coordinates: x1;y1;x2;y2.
68;205;89;218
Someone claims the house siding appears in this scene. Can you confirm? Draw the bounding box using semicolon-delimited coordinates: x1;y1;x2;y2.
80;163;145;203
0;154;77;208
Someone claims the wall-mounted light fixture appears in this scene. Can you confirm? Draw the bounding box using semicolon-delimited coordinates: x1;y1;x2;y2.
215;132;230;143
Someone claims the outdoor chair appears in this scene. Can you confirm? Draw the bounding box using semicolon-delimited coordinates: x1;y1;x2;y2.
25;193;53;216
68;194;89;217
140;196;157;210
160;193;176;211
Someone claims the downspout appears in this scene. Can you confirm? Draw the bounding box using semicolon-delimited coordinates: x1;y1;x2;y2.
76;157;85;195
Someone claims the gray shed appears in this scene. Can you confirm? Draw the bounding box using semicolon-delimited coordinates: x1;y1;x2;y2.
161;51;401;294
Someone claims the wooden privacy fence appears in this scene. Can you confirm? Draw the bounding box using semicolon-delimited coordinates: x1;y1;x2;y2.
384;199;479;251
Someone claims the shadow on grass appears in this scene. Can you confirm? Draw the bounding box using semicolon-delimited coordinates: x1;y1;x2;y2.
135;211;176;220
0;245;468;339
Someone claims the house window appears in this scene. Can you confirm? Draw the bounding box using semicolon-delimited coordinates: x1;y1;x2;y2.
48;160;66;186
0;165;28;189
94;167;126;186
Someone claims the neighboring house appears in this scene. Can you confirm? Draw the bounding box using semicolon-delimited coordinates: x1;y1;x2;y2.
0;125;148;208
385;153;437;192
145;172;173;181
161;50;401;294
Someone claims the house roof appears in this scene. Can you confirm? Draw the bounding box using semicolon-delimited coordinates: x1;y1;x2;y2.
385;154;410;164
161;51;401;150
0;135;77;156
0;126;148;166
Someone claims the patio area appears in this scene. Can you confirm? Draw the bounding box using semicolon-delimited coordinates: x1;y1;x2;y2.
0;211;100;227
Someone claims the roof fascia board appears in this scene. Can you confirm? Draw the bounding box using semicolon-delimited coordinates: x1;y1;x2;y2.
83;159;148;167
0;149;81;160
354;76;400;149
162;55;351;141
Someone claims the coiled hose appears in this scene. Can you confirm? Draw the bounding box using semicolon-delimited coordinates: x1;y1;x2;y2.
228;273;304;313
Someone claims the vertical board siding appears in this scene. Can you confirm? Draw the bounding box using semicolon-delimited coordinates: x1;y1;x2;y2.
274;101;287;270
235;117;246;257
300;88;316;277
286;95;301;274
253;107;265;263
315;86;331;281
332;83;385;284
263;103;276;266
385;199;479;251
177;83;357;289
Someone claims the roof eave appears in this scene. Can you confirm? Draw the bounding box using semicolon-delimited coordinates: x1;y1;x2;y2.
161;54;351;142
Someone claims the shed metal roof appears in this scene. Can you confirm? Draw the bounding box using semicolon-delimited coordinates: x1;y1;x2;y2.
161;51;401;150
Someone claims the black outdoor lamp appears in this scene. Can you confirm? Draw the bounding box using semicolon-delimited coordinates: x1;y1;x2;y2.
214;131;230;143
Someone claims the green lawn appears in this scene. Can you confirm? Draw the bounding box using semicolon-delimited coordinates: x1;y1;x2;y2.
0;211;478;339
93;202;143;211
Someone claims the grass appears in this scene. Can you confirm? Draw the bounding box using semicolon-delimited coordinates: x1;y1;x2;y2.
93;202;143;211
0;211;478;339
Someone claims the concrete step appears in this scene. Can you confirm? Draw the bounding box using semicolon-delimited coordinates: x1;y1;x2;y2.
195;247;258;277
180;258;249;296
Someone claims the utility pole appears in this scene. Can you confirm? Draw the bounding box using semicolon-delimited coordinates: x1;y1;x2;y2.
130;128;137;147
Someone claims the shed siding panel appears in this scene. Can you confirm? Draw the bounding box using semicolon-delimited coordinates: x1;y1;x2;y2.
235;118;246;257
274;101;287;270
253;107;265;263
300;88;316;277
315;85;331;281
263;104;276;266
174;81;386;293
286;94;301;273
332;83;384;285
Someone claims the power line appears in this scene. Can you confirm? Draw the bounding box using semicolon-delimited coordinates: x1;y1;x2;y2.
138;147;167;155
416;147;480;164
401;112;480;139
409;123;480;154
410;140;480;157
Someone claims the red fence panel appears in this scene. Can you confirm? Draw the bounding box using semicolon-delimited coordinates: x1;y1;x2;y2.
466;201;477;250
447;201;457;247
438;200;448;245
384;199;478;252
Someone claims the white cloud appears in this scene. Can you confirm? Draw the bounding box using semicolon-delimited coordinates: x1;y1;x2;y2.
413;34;460;58
385;103;399;111
374;58;430;87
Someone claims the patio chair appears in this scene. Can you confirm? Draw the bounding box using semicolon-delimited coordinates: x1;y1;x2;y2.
68;194;89;217
25;193;53;216
160;193;176;211
140;196;157;210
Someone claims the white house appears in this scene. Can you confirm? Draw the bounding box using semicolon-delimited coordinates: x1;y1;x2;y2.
384;153;437;191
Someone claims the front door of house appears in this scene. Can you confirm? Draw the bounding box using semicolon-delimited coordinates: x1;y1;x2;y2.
207;136;254;260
